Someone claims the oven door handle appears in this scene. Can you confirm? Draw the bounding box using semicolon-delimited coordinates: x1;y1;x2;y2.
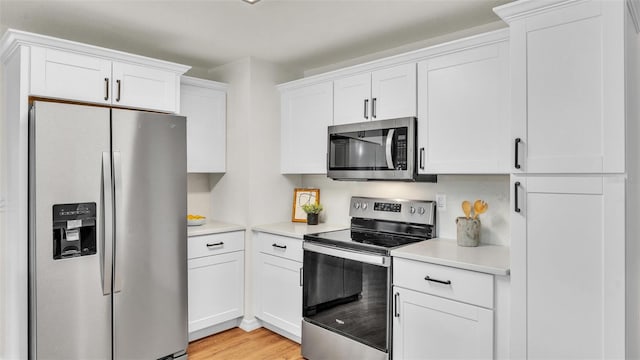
303;242;390;267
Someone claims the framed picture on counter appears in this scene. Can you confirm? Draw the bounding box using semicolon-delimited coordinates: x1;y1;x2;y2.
292;188;320;222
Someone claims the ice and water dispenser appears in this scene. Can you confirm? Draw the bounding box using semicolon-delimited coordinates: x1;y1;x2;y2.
52;203;97;259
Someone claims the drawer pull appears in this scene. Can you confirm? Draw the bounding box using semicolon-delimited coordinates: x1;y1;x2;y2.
424;275;452;285
206;242;224;248
272;243;287;250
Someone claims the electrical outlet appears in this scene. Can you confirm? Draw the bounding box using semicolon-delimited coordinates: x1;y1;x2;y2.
435;193;446;211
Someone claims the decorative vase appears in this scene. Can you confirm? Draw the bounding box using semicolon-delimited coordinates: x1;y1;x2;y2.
307;213;319;225
456;217;480;247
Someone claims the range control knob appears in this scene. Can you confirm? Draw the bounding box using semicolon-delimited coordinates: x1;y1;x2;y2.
362;203;368;210
353;202;361;209
418;207;425;215
410;207;416;214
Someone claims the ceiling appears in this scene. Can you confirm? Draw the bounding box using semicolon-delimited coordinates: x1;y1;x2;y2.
0;0;511;75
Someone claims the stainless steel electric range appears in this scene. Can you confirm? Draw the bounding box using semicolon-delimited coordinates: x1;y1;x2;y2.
301;196;436;360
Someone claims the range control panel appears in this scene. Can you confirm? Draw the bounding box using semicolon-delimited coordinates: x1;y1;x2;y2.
349;196;436;225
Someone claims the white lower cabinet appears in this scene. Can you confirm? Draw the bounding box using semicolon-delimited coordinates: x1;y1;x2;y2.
188;231;245;340
393;258;494;360
510;175;625;358
393;287;493;360
253;231;303;342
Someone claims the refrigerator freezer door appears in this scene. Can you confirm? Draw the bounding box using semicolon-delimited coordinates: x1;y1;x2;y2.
30;101;112;359
111;109;188;359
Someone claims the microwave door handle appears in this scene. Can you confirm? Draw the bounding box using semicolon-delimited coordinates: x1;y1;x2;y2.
385;129;395;169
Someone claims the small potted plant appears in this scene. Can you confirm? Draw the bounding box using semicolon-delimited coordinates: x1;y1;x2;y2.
301;203;323;225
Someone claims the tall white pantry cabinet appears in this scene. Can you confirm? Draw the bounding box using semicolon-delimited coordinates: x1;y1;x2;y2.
494;0;640;359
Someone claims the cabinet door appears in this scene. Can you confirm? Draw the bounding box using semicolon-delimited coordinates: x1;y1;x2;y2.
333;73;371;125
510;175;625;359
281;81;333;174
418;41;509;174
393;287;493;360
510;1;625;173
30;46;111;104
181;83;226;173
188;251;244;334
112;62;179;113
256;253;302;339
371;63;417;121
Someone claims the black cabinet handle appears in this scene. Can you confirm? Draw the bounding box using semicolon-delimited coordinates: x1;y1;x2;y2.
394;292;400;317
372;97;377;119
299;268;303;287
272;243;287;249
424;275;452;285
364;99;369;119
419;147;425;170
514;138;522;169
514;181;521;213
116;79;121;102
104;78;109;101
206;242;224;248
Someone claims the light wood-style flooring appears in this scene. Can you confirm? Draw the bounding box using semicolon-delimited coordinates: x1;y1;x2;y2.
187;327;304;360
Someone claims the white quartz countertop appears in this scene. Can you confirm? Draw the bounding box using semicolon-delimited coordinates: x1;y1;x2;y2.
391;238;510;276
187;220;245;237
252;222;349;239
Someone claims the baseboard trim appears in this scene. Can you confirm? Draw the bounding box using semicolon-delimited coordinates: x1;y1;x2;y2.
239;317;262;332
262;322;301;344
188;318;241;342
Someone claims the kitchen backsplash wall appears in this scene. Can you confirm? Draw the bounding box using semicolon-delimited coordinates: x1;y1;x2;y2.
302;174;510;246
187;173;211;219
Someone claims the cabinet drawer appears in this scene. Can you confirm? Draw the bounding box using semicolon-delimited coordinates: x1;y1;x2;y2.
188;231;244;259
393;258;493;308
256;232;303;262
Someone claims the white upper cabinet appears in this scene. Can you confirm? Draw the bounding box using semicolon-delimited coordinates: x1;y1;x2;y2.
333;73;371;124
417;31;509;174
496;0;626;174
30;47;112;105
181;77;227;173
18;30;189;113
111;62;179;113
280;81;333;174
333;63;416;125
371;64;417;121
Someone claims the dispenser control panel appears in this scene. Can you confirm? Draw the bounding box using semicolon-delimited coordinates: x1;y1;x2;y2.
52;202;97;260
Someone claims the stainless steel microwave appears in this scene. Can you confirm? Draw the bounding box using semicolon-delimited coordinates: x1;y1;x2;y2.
327;117;436;182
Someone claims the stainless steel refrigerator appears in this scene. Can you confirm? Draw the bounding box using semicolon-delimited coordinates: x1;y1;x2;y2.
28;101;188;360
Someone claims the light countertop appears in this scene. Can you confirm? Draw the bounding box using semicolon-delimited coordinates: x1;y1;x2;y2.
187;220;246;237
391;238;510;276
252;222;349;239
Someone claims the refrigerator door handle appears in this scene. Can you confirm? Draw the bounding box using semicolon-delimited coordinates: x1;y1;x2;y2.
102;152;114;296
113;151;123;294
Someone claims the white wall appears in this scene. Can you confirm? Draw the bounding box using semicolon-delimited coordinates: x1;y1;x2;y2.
198;57;300;322
187;174;211;219
305;21;505;77
302;174;510;246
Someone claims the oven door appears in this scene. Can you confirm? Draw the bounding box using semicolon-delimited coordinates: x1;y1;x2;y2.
302;242;391;352
327;117;415;180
